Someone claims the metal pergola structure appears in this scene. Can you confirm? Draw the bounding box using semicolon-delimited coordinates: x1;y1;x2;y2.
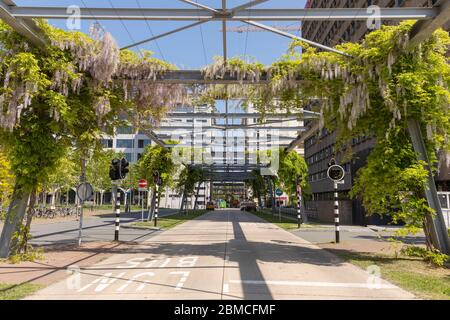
1;0;449;252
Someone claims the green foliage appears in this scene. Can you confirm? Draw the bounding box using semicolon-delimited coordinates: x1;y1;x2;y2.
46;149;78;192
175;166;205;196
276;148;310;203
401;245;449;268
9;224;43;263
136;145;176;189
0;148;14;208
198;22;450;245
86;148;122;191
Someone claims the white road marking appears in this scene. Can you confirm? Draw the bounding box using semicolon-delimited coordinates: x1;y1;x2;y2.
223;283;229;293
228;280;397;289
159;258;171;268
116;272;155;292
170;271;190;290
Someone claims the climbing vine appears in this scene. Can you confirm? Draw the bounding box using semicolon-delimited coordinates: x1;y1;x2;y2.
196;21;450;248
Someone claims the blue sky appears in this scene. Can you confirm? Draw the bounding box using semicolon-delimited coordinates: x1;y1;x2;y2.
16;0;307;68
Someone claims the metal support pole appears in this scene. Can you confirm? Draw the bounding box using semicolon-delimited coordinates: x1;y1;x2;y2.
113;185;120;241
278;198;281;222
154;185;159;227
407;119;450;254
77;158;87;246
141;191;144;222
334;182;340;244
296;178;303;228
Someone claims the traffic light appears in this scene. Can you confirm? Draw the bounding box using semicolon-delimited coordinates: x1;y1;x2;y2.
110;158;130;181
109;159;121;181
120;158;130;179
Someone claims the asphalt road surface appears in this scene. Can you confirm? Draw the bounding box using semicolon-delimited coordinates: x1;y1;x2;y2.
28;209;414;300
29;209;177;246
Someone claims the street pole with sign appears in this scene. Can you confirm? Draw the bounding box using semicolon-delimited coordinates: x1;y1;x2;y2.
76;181;93;246
139;179;148;223
296;176;303;228
109;158;130;242
327;159;345;244
275;188;283;222
152;171;162;227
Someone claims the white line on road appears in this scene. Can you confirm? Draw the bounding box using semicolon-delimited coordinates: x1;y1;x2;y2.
228;280;397;289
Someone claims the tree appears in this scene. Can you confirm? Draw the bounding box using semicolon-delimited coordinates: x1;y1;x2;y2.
245;170;266;208
86;148;123;205
0;20;183;258
136;145;176;219
175;166;206;211
277;148;310;205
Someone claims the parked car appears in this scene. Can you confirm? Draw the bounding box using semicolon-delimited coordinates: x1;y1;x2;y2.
206;202;215;211
240;201;257;212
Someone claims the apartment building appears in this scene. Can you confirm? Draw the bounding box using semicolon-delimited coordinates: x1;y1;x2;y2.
302;0;446;225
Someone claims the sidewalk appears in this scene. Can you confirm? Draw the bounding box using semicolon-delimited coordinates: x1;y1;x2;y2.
0;242;133;287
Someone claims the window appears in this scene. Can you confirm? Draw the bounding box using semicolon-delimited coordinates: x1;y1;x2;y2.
138;139;151;149
124;153;133;163
116;139;134;148
101;139;113;148
116;126;134;134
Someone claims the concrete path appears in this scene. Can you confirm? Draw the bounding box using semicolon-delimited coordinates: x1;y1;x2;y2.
28;209;415;300
27;208;178;246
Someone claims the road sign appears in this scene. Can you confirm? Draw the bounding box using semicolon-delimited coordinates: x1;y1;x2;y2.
76;182;94;202
139;179;148;188
275;188;283;197
327;165;345;182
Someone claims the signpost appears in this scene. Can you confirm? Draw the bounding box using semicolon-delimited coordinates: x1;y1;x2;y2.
153;171;162;227
296;176;304;228
139;179;148;222
76;182;94;246
275;188;283;222
327;159;345;244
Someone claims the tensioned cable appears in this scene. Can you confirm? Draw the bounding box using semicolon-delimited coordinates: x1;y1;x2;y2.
135;0;166;61
243;6;250;60
106;0;144;58
195;0;208;65
80;0;105;34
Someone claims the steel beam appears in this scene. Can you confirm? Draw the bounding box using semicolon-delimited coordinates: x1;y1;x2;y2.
408;119;450;254
10;7;437;21
242;20;351;57
0;0;46;47
144;70;280;84
165;112;319;119
405;1;450;254
408;0;450;48
285;121;320;152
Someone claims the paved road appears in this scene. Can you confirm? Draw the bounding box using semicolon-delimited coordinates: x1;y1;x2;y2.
28;209;414;300
28;209;177;246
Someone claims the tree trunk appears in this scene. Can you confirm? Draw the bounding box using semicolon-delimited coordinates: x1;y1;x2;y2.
0;184;31;258
424;214;437;251
147;187;156;222
193;182;201;210
179;188;187;215
268;179;275;215
22;188;37;253
257;191;263;209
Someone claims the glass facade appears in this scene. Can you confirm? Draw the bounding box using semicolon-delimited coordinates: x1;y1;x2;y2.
116;139;134;149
